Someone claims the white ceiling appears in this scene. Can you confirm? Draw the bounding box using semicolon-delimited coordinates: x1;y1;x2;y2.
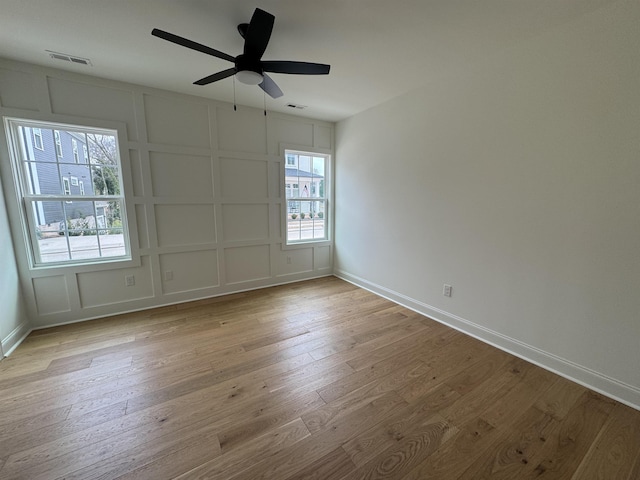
0;0;613;122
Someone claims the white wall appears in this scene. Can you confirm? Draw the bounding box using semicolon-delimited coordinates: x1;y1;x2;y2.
0;177;29;355
335;0;640;409
0;59;333;330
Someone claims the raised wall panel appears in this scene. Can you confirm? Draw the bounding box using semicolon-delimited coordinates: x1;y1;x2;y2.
314;246;332;270
129;149;144;197
47;77;137;140
216;107;266;154
0;68;38;110
77;256;153;308
135;204;149;249
219;157;268;198
150;151;213;197
144;94;210;148
33;276;70;314
270;162;282;199
160;250;219;294
224;245;270;284
155;204;216;247
275;118;314;147
315;125;332;150
277;247;313;276
272;203;282;240
221;204;269;242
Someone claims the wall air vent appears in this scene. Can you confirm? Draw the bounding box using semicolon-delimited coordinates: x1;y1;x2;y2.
286;103;307;110
46;51;92;66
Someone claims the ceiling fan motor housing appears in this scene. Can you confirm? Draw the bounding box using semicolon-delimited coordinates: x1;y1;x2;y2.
236;54;262;75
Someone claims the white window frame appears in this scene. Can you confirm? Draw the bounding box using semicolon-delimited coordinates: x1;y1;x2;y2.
3;117;135;268
33;127;44;150
282;148;331;246
54;130;63;157
79;180;85;195
72;139;79;163
62;177;72;202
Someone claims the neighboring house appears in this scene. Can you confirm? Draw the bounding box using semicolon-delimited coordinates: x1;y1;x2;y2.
20;126;98;227
285;153;324;215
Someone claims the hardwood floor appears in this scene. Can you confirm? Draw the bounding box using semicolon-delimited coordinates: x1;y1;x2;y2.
1;276;639;479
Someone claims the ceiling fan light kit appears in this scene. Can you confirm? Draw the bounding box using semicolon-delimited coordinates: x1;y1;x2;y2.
236;70;263;85
152;7;330;99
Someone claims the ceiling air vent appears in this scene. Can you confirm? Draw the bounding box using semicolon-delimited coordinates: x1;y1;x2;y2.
46;51;92;66
286;103;307;110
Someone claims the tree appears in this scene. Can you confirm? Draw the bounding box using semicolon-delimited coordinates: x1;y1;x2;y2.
87;134;122;227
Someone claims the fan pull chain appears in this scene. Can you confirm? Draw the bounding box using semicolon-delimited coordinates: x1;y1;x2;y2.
263;90;267;116
233;76;237;111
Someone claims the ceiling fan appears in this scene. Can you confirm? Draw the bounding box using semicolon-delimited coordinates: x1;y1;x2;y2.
151;8;330;99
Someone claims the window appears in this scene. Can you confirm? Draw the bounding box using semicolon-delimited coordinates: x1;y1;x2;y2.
54;130;63;157
62;177;71;201
284;150;329;244
72;139;79;163
5;118;131;266
83;145;88;163
33;128;44;150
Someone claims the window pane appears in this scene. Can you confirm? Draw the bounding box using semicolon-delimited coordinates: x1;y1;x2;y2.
286;200;326;242
29;199;127;264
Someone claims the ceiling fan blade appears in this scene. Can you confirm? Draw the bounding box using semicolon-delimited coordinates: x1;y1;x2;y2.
194;68;236;86
262;61;330;75
152;28;235;63
259;73;283;99
243;8;274;59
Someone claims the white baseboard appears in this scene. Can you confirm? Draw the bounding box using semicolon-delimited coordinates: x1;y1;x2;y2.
335;269;640;411
1;321;32;357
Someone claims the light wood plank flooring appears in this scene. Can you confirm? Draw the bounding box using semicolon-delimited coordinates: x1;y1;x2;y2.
1;276;639;479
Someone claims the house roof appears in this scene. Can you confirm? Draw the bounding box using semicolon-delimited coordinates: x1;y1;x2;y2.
285;168;323;180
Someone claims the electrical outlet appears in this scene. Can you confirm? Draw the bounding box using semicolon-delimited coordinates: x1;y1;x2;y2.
443;284;453;297
164;270;173;281
286;256;292;265
125;275;135;287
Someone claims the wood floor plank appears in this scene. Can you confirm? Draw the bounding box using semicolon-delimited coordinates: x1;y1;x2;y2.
570;402;640;480
456;404;560;479
341;414;457;480
62;421;222;480
227;391;408;480
520;390;617;479
172;418;312;480
0;276;638;479
342;383;461;468
283;447;356;480
0;401;127;459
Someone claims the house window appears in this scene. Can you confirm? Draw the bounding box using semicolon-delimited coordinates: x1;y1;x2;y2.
284;150;329;244
62;177;71;200
4;118;131;266
72;139;79;163
54;130;63;157
33;128;44;150
83;145;88;163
